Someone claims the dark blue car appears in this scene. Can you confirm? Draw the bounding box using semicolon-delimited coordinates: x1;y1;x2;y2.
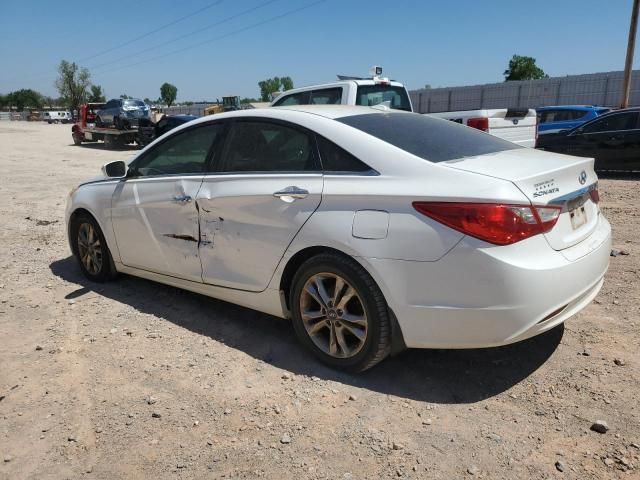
537;105;610;135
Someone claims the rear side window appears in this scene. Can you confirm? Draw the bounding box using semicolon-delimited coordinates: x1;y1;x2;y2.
310;88;342;105
220;120;318;172
316;136;373;173
338;112;520;163
583;112;639;133
356;85;411;111
273;91;310;107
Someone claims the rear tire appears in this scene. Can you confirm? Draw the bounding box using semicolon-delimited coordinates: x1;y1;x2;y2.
72;132;82;145
290;252;391;372
70;213;116;282
114;116;122;130
95;116;103;127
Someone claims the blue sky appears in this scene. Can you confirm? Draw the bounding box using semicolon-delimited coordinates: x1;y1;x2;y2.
1;0;638;101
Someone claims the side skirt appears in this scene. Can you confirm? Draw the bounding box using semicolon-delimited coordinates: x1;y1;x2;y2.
114;261;287;319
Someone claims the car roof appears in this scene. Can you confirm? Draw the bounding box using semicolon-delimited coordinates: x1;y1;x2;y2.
270;104;386;119
272;79;406;100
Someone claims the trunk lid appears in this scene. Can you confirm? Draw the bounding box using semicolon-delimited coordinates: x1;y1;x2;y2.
444;148;599;251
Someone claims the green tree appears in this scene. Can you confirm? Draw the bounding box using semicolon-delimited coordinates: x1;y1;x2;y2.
143;97;152;104
55;60;91;112
503;55;547;81
280;76;293;91
119;94;130;99
6;89;43;111
89;85;106;103
258;76;294;102
160;82;178;107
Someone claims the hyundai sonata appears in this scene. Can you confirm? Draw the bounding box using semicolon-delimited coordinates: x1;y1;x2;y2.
66;105;611;371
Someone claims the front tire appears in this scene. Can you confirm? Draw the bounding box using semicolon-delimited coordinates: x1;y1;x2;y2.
70;213;116;282
290;253;391;372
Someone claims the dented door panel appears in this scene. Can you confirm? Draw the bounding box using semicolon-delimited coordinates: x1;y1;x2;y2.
111;176;205;282
197;174;323;291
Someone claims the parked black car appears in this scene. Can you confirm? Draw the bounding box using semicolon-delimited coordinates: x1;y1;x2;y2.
537;108;640;171
137;114;199;147
96;98;150;130
154;114;198;137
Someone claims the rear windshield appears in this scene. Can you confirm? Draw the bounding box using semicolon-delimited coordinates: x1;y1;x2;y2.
124;99;145;107
356;85;411;111
337;112;521;163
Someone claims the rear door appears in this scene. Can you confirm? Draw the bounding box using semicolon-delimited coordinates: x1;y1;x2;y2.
197;118;323;291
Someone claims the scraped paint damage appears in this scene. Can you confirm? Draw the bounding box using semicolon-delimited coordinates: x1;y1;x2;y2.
163;234;199;242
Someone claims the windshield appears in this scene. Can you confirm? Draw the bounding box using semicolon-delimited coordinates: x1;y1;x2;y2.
124;99;145;107
356;85;412;111
337;112;521;163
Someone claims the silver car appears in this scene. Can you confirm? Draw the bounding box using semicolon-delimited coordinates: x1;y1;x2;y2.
96;98;149;129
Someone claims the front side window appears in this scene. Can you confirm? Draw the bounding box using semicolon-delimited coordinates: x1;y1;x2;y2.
133;124;222;176
582;112;638;133
355;85;412;111
310;88;342;105
220;120;317;172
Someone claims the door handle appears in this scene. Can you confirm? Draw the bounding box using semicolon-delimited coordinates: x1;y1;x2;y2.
273;186;309;202
172;195;192;204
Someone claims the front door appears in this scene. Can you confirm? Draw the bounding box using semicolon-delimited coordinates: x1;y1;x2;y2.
111;122;223;282
197;118;323;291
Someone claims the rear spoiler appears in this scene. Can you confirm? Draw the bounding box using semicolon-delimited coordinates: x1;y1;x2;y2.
506;108;530;118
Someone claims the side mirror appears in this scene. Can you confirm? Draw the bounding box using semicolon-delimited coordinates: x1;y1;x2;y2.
102;160;128;178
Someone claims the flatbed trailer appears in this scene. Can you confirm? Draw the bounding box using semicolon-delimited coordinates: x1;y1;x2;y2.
71;103;154;148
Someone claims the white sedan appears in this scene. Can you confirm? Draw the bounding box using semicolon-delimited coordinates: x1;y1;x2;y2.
66;105;611;372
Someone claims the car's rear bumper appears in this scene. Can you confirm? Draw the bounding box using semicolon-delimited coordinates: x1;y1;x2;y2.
360;214;611;349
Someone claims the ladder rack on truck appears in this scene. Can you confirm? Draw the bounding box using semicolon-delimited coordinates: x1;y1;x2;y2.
71;103;154;148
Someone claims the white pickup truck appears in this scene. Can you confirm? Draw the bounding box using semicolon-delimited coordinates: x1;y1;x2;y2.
271;67;413;112
427;108;538;148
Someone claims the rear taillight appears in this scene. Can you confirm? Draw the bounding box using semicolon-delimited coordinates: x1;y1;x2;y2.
589;186;600;204
413;202;562;246
467;117;489;132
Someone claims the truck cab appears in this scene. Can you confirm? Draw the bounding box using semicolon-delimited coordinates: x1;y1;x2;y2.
272;67;412;112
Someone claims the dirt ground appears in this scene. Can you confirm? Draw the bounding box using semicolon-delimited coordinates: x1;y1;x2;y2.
0;121;638;480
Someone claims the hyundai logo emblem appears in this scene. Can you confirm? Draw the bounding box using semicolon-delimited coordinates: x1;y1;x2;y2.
579;170;587;185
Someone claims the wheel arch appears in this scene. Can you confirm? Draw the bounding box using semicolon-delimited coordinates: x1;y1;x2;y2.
67;206;116;258
278;245;407;355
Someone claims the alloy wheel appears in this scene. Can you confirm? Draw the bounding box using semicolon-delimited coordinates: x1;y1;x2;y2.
77;222;103;275
299;273;368;359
